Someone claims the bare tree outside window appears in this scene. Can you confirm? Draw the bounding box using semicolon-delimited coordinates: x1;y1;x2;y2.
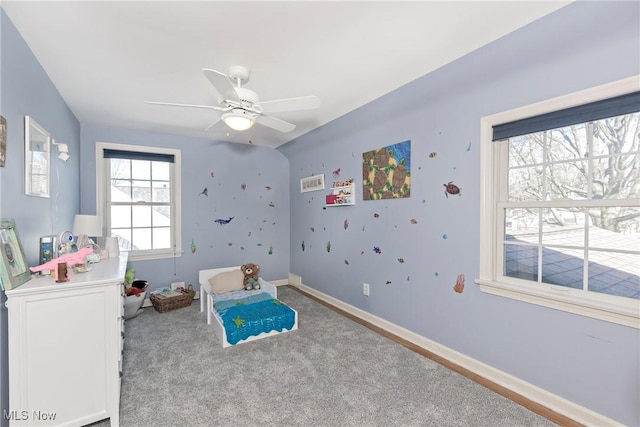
504;112;639;299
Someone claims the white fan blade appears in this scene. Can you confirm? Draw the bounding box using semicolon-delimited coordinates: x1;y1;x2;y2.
259;96;320;114
255;114;296;133
204;118;221;131
202;68;240;103
145;101;226;111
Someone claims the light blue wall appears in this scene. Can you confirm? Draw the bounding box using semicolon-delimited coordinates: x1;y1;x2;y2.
1;1;639;425
0;11;80;264
279;2;640;425
0;9;81;426
80;125;291;290
0;11;4;427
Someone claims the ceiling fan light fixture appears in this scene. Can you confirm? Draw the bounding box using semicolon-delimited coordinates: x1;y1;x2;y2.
222;111;254;131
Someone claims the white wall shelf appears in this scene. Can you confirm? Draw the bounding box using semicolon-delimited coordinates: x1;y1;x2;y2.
325;179;355;206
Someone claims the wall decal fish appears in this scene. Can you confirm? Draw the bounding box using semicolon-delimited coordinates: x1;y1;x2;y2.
326;241;331;253
373;246;381;254
214;217;234;225
344;218;349;230
200;187;208;196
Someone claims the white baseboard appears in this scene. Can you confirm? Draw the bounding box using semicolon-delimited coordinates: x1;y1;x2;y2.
298;283;620;427
287;273;302;288
271;278;289;287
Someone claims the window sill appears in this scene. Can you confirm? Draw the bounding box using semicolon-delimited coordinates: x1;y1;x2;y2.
475;279;639;329
125;249;183;262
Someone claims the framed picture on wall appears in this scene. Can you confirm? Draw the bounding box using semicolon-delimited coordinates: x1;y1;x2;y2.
0;219;31;291
300;174;325;193
24;116;51;198
0;116;6;167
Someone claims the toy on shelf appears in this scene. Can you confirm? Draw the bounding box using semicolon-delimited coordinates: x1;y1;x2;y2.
326;178;355;206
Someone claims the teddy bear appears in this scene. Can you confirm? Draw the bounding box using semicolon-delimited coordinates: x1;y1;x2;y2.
241;263;261;290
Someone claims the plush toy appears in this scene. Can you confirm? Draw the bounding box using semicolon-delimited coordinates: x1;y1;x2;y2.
124;268;135;286
29;246;94;273
241;263;261;290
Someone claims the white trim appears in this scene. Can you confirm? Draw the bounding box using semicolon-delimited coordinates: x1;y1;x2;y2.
298;283;621;427
95;142;182;261
484;76;640;127
270;278;289;287
476;279;639;328
287;273;302;288
479;76;640;328
126;248;184;262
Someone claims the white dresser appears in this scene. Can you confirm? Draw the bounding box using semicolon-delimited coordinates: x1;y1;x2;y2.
5;253;128;426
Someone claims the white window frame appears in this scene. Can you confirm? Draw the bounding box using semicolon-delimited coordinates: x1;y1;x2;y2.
96;142;182;262
477;76;640;328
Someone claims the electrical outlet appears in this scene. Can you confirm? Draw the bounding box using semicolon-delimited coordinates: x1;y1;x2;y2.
363;283;370;297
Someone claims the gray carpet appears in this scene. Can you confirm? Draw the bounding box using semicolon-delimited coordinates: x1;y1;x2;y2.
108;286;556;427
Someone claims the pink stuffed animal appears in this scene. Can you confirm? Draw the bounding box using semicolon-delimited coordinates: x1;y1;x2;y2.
30;246;94;273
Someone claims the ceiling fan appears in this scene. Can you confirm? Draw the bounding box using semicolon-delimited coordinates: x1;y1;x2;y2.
145;65;320;133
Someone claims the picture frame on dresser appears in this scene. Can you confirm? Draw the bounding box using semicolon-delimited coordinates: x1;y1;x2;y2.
0;218;31;291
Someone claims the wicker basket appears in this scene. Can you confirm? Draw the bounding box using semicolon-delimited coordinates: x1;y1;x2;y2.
150;290;195;313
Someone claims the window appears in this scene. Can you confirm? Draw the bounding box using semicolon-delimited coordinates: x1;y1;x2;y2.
96;142;182;261
478;77;640;328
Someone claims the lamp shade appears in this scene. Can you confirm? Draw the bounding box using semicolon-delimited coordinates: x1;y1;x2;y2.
72;215;102;238
222;111;255;131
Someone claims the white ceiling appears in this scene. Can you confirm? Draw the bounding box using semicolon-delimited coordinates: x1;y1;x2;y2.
3;1;570;148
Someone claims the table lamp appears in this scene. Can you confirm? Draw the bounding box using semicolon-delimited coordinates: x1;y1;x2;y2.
72;214;102;249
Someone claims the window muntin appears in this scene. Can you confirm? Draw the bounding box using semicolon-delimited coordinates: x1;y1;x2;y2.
109;157;172;251
97;143;181;261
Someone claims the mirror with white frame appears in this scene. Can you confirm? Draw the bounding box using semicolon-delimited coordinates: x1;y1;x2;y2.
24;116;51;198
